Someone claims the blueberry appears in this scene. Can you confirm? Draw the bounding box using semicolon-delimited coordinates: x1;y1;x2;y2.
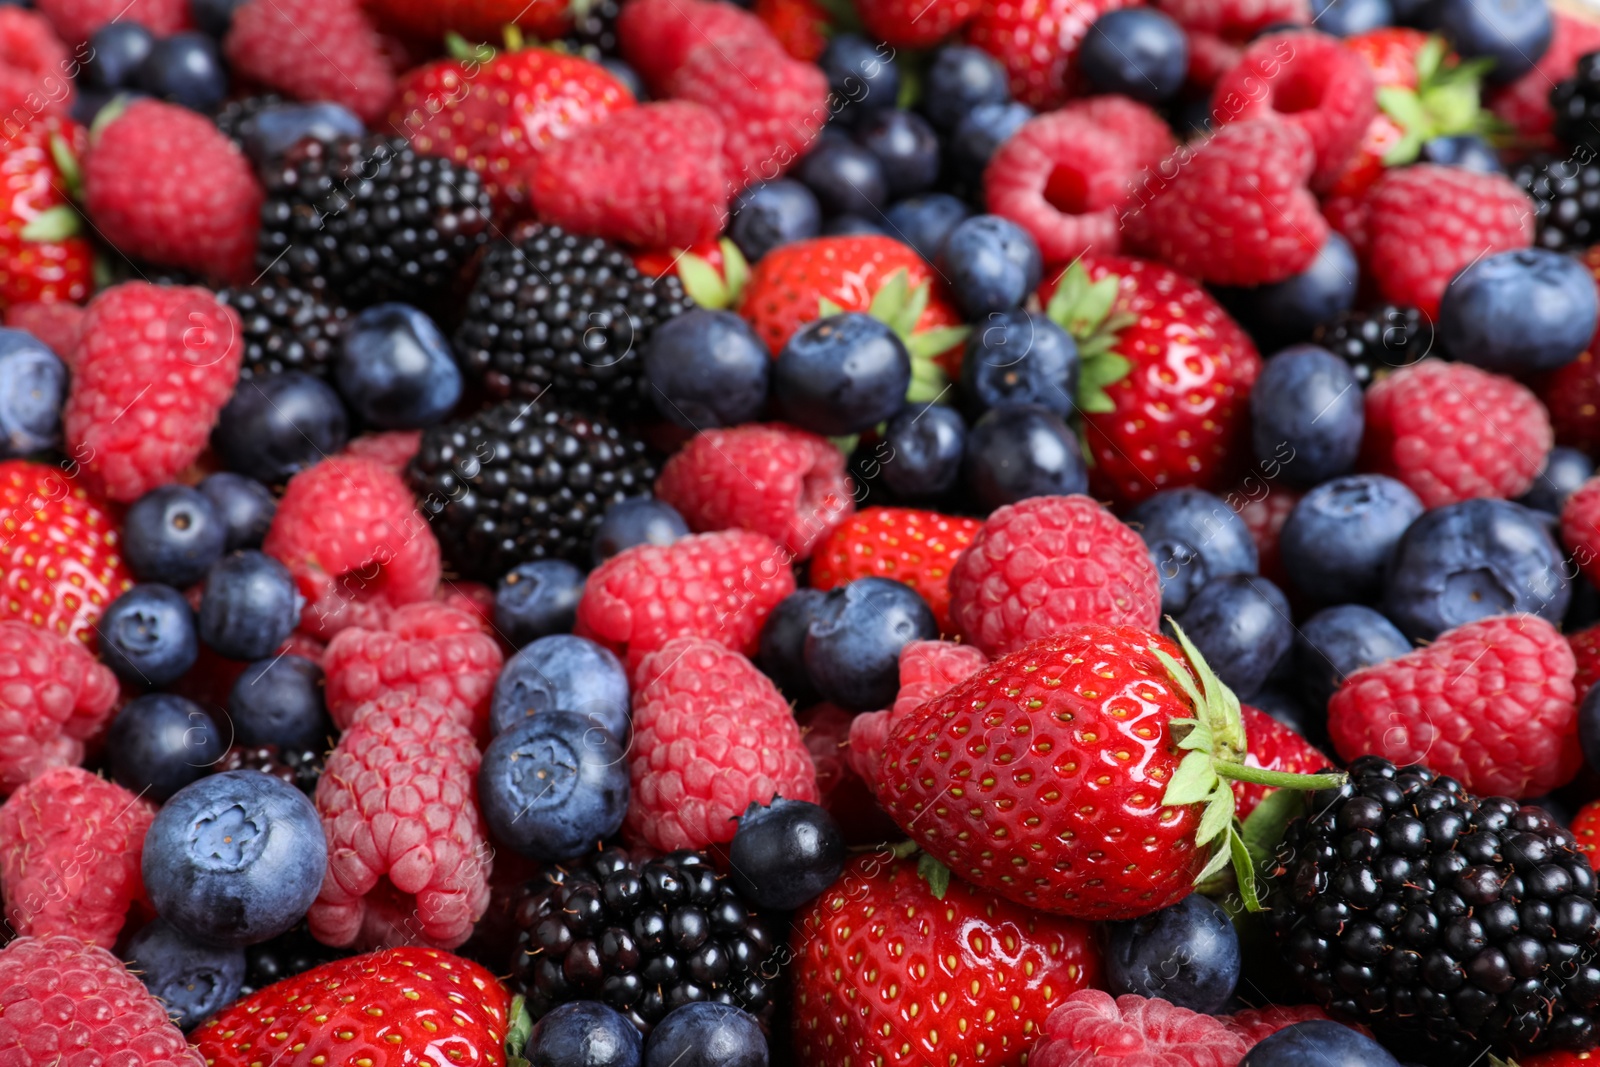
1240;1021;1402;1067
1519;445;1594;515
336;304;462;429
1173;575;1292;699
960;309;1077;418
593;497;688;564
1080;8;1189;103
136;32;226;111
1216;233;1358;352
644;309;769;429
493;560;585;646
729;798;846;910
921;44;1010;131
876;402;966;502
1248;345;1363;487
1309;0;1394;35
1419;0;1551;81
143;769;327;946
821;215;886;237
123;484;227;587
599;58;644;100
728;180;821;262
1439;248;1597;374
83;22;156;91
0;327;65;456
773;313;911;435
1418;132;1501;173
214;372;349;484
946;101;1033;196
228;654;328;750
882;193;971;263
1126;488;1259;616
123;917;245;1029
644;1003;767;1067
1105;894;1240;1012
479;710;629;862
939;215;1042;319
238;102;365;166
490;634;630;741
804;577;938;711
198;551;301;661
526;1001;643;1067
98;584;198;687
1278;474;1424;605
963;403;1087;509
818;34;899;125
854;110;940;198
198;472;276;552
107;693;223;801
1382;498;1570;640
1296;604;1412;711
795;139;889;219
190;0;247;37
758;588;829;704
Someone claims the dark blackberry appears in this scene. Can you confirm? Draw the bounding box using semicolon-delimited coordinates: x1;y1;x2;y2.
565;0;622;59
453;224;690;411
212;93;286;147
1512;153;1600;254
406;401;657;581
1551;50;1600;152
1311;304;1428;388
218;283;349;380
507;847;782;1032
255;135;492;309
217;743;324;794
238;923;351;996
1265;756;1600;1059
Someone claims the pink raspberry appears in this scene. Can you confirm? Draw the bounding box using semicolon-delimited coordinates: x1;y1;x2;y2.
36;0;190;42
1235;485;1301;586
0;8;74;121
341;429;422;472
0;621;118;796
224;0;396;124
5;300;84;364
625;637;818;851
655;423;854;561
309;692;490;950
0;767;155;948
1032;989;1249;1067
1570;622;1600;701
1222;1004;1367;1046
846;639;988;782
436;580;497;632
1562;478;1600;590
616;0;771;93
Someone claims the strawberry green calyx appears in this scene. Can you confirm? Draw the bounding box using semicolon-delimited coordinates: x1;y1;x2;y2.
1042;259;1136;415
506;995;533;1067
676;238;751;310
881;839;954;899
1375;36;1501;166
822;267;968;404
20;205;81;243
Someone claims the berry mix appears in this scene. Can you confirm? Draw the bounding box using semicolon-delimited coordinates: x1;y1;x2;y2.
10;0;1600;1064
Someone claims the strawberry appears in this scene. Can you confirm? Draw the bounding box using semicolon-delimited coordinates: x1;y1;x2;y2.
964;0;1134;110
0;116;89;309
1573;798;1600;873
755;0;829;60
809;507;981;637
1232;704;1329;819
362;0;568;43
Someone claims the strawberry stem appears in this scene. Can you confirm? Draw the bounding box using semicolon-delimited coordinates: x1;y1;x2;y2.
1214;763;1346;790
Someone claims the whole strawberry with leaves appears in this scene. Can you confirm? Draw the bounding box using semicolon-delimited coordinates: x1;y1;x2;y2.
0;116;90;308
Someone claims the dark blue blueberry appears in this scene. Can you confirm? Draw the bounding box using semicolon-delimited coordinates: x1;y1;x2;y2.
107;693;223;801
946;101;1034;197
854;110;940;198
0;327;65;457
1216;233;1358;351
599;58;644;100
729;798;846;910
1126;487;1258;616
1278;474;1424;605
83;21;155;91
758;588;828;704
143;769;327;946
795;139;889;218
804;577;938;711
1580;683;1600;773
198;551;301;661
1105;894;1240;1012
479;710;629;862
593;497;688;564
526;1001;643;1067
1080;7;1190;103
921;44;1010;131
122;484;226;587
336;304;462;429
494;560;585;646
1418;132;1501;172
773;313;911;435
227;654;328;751
1419;0;1551;82
198;472;276;552
819;34;900;125
1439;248;1598;374
1296;604;1411;712
1240;1021;1401;1067
214;372;349;485
191;0;247;37
821;214;886;237
939;215;1042;319
1309;0;1394;35
882;193;971;263
644;309;769;429
490;635;630;742
644;1003;767;1067
98;584;198;687
961;309;1077;418
728;180;821;262
239;102;365;166
1382;498;1570;640
136;32;226;111
1249;345;1363;487
963;403;1087;509
123;917;245;1029
1519;445;1594;515
1173;575;1291;699
876;402;966;501
1391;0;1429;21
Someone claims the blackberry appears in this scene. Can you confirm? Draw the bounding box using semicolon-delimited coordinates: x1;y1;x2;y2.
1513;153;1600;253
1552;50;1600;152
218;283;349;381
453;225;689;410
255;135;492;309
1311;304;1428;388
217;743;324;794
1265;756;1600;1060
566;0;622;59
238;923;351;996
406;401;656;581
507;847;782;1032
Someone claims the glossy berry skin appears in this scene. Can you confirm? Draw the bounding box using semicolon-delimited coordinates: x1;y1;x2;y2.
795;139;888;218
1310;0;1393;36
729;798;846;911
122;484;227;587
1279;475;1424;609
646;1004;767;1067
1128;487;1259;616
1217;233;1359;353
214;371;350;485
1173;574;1292;700
939;214;1042;318
0;328;65;458
107;693;224;802
495;560;585;646
854;110;940;198
773;313;910;436
645;308;771;430
197;550;301;661
964;404;1087;509
82;20;154;88
882;193;971;262
593;498;689;564
1439;249;1598;374
758;588;828;704
97;583;198;687
921;43;1010;130
490;634;630;742
1520;446;1595;516
817;33;900;126
961;309;1078;417
136;31;226;110
124;918;246;1030
336;304;463;430
527;1001;644;1067
199;472;276;551
729;179;821;262
1421;0;1550;81
878;402;967;502
1419;132;1502;172
236;101;365;166
480;710;629;862
805;577;939;711
228;654;328;751
1104;894;1240;1013
1079;7;1188;102
1242;1022;1401;1067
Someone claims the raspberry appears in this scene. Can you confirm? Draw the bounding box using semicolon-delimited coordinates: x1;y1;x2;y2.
1360;359;1552;508
1222;1005;1362;1046
61;283;243;502
845;639;988;782
655;424;854;562
947;495;1161;658
262;454;442;640
1562;478;1600;590
1232;704;1327;819
625;637;818;851
1155;0;1308;38
0;8;73;121
796;703;900;843
616;0;771;92
1322;190;1371;259
341;429;422;473
224;0;396;125
1571;623;1600;701
322;602;503;739
1365;164;1534;317
1235;485;1300;586
1573;799;1600;871
1184;29;1244;88
1329;614;1580;799
0;936;202;1067
82;100;263;285
1032;989;1249;1067
6;300;85;364
309;692;490;950
1489;11;1600;151
0;767;155;948
575;529;797;672
1539;250;1600;455
1125;119;1327;287
809;507;980;635
962;0;1132;110
435;580;496;632
0;621;117;796
35;0;189;42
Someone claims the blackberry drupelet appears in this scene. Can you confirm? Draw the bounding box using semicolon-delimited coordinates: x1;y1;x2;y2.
218;283;349;380
507;847;782;1033
406;400;656;581
255;135;492;308
238;923;351;996
566;0;622;59
1552;50;1600;151
453;225;690;410
1311;304;1428;388
217;744;324;794
1512;153;1600;253
1265;756;1600;1059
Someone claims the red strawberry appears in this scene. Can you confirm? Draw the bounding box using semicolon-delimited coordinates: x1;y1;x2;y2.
1155;0;1308;42
1521;1050;1600;1066
810;507;980;636
362;0;568;43
755;0;829;60
0;115;90;308
857;0;976;47
1574;799;1600;873
963;0;1134;110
